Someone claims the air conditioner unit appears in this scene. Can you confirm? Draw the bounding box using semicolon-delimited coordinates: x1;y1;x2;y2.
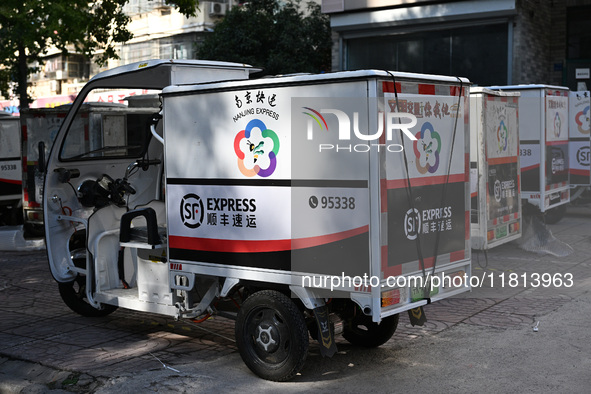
209;2;227;16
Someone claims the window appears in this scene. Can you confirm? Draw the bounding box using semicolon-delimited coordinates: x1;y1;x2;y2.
567;6;591;59
59;88;160;161
346;23;509;86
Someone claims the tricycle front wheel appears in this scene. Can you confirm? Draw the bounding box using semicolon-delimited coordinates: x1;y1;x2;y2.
58;256;117;317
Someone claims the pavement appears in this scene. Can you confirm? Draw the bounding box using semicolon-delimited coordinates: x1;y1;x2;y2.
0;206;590;393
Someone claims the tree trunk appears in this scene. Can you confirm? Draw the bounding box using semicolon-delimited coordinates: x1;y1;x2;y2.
16;43;30;110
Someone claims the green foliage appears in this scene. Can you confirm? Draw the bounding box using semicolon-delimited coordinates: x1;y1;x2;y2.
198;0;332;75
0;0;199;108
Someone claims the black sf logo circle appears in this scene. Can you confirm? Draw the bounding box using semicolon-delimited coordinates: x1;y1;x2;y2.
577;146;590;166
404;208;421;240
180;193;204;228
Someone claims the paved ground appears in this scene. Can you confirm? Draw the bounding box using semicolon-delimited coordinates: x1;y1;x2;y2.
0;206;590;392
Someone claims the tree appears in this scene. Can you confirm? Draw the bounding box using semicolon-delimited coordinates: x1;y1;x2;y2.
0;0;199;109
198;0;332;76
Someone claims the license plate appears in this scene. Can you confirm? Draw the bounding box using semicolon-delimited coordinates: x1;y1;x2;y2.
410;279;439;302
495;225;508;239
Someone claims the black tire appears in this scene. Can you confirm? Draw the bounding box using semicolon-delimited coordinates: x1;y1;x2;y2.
58;256;117;317
24;222;44;238
544;204;567;225
343;313;399;348
235;290;308;381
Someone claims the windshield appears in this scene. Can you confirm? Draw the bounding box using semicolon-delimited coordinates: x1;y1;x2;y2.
59;88;161;161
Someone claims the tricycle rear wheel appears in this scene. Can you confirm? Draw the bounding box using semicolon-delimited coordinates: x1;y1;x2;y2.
343;313;399;348
235;290;308;381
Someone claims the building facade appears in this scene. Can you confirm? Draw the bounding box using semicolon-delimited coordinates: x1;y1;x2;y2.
1;0;233;113
323;0;591;89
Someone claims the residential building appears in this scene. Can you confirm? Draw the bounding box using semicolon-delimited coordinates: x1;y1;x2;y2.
2;0;233;113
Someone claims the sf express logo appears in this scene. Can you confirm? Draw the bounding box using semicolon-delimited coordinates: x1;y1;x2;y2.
404;208;421;240
180;194;205;229
494;179;515;203
404;206;452;240
575;106;590;135
181;194;257;229
577;146;590;166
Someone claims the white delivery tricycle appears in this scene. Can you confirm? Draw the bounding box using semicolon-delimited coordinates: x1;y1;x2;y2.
44;60;472;381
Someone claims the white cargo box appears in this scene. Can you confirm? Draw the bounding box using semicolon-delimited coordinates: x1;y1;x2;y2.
0;115;22;203
489;85;570;212
20;107;67;223
162;70;471;319
568;91;590;186
469;88;521;250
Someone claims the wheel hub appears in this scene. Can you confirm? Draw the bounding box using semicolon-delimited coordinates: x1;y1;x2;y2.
255;325;278;352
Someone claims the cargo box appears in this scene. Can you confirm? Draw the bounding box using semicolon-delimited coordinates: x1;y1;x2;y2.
489;85;570;212
569;91;590;187
162;70;472;317
20;102;159;231
469;88;521;250
20;107;67;229
0;115;22;204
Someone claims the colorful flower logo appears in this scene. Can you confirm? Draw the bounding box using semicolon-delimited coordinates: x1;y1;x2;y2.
553;112;562;138
497;119;508;152
413;122;441;174
234;119;280;177
575;106;590;135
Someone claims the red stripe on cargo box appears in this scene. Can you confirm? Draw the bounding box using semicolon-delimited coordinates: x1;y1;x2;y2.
383;81;401;93
169;225;369;253
521;163;540;172
0;178;22;185
465;153;470;182
545;182;568;191
570;169;590;176
488;156;518;165
450;250;465;262
382;249;402;277
546;140;567;146
418;84;435;95
380;178;387;212
547;90;568;97
386;173;465;189
419;257;435;270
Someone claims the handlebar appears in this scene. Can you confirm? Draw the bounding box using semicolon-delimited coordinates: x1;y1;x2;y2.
150;112;164;145
124;159;162;180
78;157;163;208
